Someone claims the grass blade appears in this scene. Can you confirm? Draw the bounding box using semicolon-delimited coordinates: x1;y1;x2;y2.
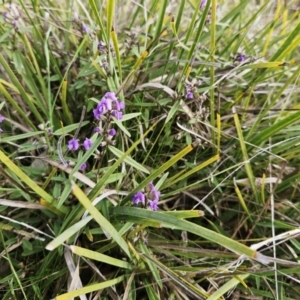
72;181;131;259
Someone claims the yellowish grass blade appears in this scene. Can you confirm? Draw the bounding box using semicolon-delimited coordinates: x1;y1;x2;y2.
46;216;93;251
0;150;67;215
71;245;132;269
55;275;124;300
71;181;131;258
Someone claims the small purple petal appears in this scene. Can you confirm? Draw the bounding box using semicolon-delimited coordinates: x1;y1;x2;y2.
132;191;145;205
68;138;80;150
101;97;112;111
108;128;116;136
93;107;102;120
82;24;89;33
93;98;112;119
0;115;4;123
104;92;118;103
148;182;155;190
98;41;105;48
148;182;160;202
148;199;159;211
186;91;194;99
94;127;101;133
237;54;246;62
97;41;108;54
119;101;125;110
149;189;160;202
112;100;121;111
80;163;87;171
111;99;124;111
111;110;123;120
83;138;93;150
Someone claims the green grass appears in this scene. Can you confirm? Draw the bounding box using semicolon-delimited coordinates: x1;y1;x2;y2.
1;0;300;299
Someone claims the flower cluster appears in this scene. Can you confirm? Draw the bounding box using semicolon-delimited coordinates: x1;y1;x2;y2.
97;41;108;54
0;115;4;133
185;86;194;99
3;9;21;29
67;137;93;171
185;79;202;100
68;137;93;151
93;92;125;120
63;92;124;171
93;125;117;139
132;182;160;211
125;32;139;51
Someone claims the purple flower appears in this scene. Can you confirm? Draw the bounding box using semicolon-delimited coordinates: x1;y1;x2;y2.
119;101;125;110
147;183;160;202
132;182;160;210
83;138;93;150
111;99;124;111
111;110;123;120
104;92;118;103
94;127;101;133
237;53;246;62
148;199;159;211
132;191;145;205
186;91;194;99
108;128;116;136
0;116;4;123
148;182;155;190
185;85;194;99
80;163;87;171
146;182;160;202
98;41;105;48
97;41;107;54
82;24;89;33
68;138;80;150
93;106;103;120
93;98;111;119
200;0;207;10
93;92;125;120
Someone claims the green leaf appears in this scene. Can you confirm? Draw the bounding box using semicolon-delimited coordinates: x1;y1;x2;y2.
207;274;250;300
72;182;131;258
46;216;93;251
55;276;124;300
71;245;132;269
113;207;257;259
53;121;89;136
0;150;67;216
108;145;150;174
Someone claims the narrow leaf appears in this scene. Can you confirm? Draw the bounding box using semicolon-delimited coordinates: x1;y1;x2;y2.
72;182;131;258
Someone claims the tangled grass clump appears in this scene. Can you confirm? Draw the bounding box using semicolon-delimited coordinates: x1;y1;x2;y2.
1;0;300;299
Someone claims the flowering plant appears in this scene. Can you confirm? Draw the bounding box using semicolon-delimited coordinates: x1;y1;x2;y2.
132;182;160;211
